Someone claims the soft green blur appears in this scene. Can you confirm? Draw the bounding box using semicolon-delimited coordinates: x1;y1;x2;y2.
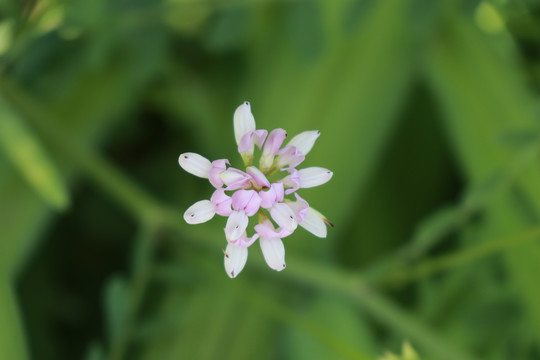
1;0;540;359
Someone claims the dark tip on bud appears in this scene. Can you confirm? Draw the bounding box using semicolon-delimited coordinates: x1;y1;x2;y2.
317;130;321;134
231;270;235;277
184;155;188;159
324;218;334;228
190;213;194;217
244;101;249;106
282;264;286;268
289;216;293;219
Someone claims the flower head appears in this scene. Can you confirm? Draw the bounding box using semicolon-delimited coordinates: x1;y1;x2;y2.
178;102;333;278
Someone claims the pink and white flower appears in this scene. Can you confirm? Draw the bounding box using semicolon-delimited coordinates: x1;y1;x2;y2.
178;101;333;278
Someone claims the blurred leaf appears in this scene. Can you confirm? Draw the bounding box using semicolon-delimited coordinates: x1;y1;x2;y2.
139;278;278;360
282;258;478;360
104;275;129;344
84;341;105;360
378;341;420;360
203;5;249;52
425;2;540;343
287;296;376;360
0;283;29;360
0;97;69;209
285;1;324;61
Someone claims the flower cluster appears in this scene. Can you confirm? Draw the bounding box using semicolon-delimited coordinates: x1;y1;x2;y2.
178;102;333;278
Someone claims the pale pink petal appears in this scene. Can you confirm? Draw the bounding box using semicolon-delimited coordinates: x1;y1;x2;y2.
224;243;248;278
183;200;216;224
259;182;284;209
233;102;256;145
260;128;287;170
246;166;270;188
276;146;305;169
287;130;320;156
231;190;261;216
286;193;309;223
254;222;281;239
211;189;232;216
238;129;268;154
281;169;301;195
220;168;251;190
298;167;333;188
208;159;229;188
178;152;212;178
235;232;260;247
260;237;286;271
270;202;298;232
225;210;249;242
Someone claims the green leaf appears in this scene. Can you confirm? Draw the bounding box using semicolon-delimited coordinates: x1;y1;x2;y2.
0;282;29;360
0;97;69;210
104;275;129;344
287;296;376;360
378;341;420;360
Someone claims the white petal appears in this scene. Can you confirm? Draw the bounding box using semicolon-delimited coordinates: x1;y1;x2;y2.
183;200;216;224
298;167;333;188
178;152;212;178
233;101;256;145
224;243;248;278
270;203;298;232
299;207;327;238
260;237;286;271
287;130;320;155
225;211;249;242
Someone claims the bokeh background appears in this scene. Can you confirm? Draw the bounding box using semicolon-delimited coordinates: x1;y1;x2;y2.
2;0;540;359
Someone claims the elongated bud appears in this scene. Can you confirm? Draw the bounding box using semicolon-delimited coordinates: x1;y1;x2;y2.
299;207;328;238
259;128;287;171
183;200;216;224
224;243;248;278
238;129;267;166
234;102;256;145
225;211;249;242
287;130;320;155
260;237;286;271
178;153;212;178
270;202;298;232
298;167;333;188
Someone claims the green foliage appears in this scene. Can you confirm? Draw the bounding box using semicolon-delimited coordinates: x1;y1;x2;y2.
378;342;420;360
2;0;540;360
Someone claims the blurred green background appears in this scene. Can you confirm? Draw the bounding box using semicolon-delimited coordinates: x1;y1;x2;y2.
2;0;540;359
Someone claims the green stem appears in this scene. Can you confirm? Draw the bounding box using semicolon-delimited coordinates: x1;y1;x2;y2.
380;226;540;288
